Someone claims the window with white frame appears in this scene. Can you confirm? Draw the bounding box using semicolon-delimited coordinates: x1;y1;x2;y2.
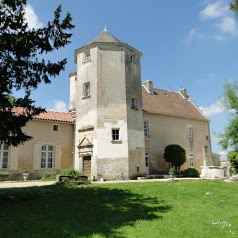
144;121;149;137
112;129;120;141
189;153;195;168
83;82;90;97
188;127;193;140
41;145;54;169
0;144;9;169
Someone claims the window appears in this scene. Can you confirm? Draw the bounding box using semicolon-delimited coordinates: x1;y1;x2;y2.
52;125;59;132
41;145;54;169
144;121;149;137
112;129;120;141
83;82;90;97
0;144;9;169
204;146;209;159
189;153;195;168
84;51;91;62
130;54;137;64
145;153;149;167
188;127;193;140
131;98;137;109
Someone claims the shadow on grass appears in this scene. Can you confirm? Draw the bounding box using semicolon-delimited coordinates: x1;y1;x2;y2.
0;184;171;238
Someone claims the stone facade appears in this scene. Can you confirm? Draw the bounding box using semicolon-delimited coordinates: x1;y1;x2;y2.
0;28;216;181
71;29;146;180
0;115;74;181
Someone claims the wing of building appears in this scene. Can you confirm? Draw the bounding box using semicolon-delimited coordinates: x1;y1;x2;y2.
0;29;214;180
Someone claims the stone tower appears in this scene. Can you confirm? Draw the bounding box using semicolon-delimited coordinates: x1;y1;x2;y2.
69;28;146;180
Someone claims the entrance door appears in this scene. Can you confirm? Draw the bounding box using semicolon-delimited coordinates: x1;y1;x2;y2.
145;153;149;175
83;156;91;175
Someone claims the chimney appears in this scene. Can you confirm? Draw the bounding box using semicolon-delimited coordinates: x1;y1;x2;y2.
179;88;188;99
143;80;154;94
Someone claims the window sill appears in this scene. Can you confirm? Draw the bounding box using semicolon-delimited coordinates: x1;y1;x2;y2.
82;59;91;64
82;95;91;100
111;140;122;144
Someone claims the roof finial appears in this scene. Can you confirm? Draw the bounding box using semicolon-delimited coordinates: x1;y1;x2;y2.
104;25;107;32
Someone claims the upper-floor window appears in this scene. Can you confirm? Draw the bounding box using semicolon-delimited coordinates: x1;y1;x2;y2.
112;129;120;141
83;82;90;98
83;50;91;62
189;153;195;168
0;143;9;169
131;98;138;109
41;145;54;169
130;54;137;64
188;127;193;140
144;121;149;137
52;125;59;132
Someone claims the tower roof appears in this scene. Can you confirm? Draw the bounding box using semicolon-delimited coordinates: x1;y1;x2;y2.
88;27;121;44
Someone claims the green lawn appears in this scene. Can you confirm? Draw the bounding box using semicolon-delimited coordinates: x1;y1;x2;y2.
0;180;237;238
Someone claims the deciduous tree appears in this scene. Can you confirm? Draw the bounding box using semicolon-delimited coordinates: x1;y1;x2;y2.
218;81;238;150
163;144;186;174
227;151;238;173
0;0;74;146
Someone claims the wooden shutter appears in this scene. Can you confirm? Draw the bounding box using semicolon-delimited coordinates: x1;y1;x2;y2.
55;145;62;170
33;144;41;170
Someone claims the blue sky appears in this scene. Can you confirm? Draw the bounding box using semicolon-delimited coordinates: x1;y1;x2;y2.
23;0;238;159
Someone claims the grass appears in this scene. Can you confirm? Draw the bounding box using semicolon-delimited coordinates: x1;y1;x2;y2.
0;180;237;238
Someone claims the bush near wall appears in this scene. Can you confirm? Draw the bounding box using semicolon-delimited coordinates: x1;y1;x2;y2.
181;168;200;178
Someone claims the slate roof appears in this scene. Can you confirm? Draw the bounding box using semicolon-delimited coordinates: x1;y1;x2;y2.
88;28;121;44
142;87;207;121
12;108;74;123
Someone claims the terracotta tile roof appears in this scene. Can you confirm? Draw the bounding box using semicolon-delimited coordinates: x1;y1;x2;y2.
12;108;74;123
142;87;208;121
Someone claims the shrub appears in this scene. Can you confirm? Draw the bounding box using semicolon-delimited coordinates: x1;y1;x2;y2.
164;144;186;174
181;168;200;178
42;171;56;181
60;168;85;178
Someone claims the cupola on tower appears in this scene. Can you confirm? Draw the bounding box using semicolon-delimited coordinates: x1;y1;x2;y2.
69;28;146;180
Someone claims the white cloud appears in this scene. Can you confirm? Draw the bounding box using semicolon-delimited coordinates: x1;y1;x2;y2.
199;100;224;117
216;16;238;34
212;33;226;40
48;100;68;112
184;28;204;43
195;0;238;41
24;4;43;29
200;1;229;19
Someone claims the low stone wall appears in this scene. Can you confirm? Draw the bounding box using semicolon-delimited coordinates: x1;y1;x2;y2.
201;166;231;179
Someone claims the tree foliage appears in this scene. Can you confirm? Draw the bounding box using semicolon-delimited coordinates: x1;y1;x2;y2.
0;0;74;146
231;0;238;15
163;144;186;174
218;81;238;150
227;151;238;173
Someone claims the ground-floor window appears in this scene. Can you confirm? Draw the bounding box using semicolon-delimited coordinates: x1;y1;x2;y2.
0;143;9;169
41;145;54;169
